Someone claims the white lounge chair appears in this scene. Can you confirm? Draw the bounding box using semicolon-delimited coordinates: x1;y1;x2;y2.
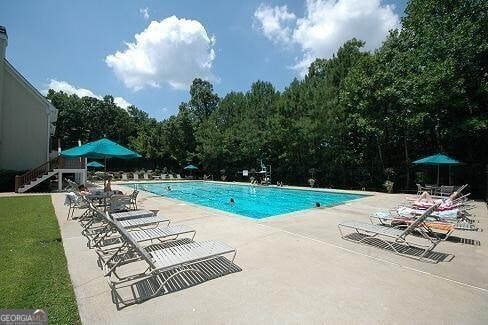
85;205;196;267
106;222;236;308
65;178;80;191
84;204;163;238
339;204;443;261
121;173;128;181
65;192;89;220
84;208;172;248
91;207;195;252
133;173;139;181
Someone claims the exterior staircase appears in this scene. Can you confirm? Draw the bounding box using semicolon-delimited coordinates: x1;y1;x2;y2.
15;156;85;193
17;171;58;193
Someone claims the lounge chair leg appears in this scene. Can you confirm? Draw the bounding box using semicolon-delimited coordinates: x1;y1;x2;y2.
106;275;125;310
225;251;237;276
338;225;345;238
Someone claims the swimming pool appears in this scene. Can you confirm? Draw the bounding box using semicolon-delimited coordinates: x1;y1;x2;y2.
129;182;366;219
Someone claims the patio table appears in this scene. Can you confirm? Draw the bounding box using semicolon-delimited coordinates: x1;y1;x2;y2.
84;192;111;209
85;192;110;200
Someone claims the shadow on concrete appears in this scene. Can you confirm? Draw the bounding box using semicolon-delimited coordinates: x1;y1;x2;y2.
370;222;482;246
445;236;481;246
109;238;242;310
343;233;455;263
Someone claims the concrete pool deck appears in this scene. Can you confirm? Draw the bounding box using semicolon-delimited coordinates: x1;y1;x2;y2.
51;183;488;324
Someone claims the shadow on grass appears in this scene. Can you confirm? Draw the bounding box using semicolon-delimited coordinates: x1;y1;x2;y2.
39;237;62;244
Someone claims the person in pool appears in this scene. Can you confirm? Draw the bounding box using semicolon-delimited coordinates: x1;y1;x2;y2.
229;198;235;205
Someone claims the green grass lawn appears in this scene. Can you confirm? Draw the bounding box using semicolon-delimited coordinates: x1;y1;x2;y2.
0;195;80;324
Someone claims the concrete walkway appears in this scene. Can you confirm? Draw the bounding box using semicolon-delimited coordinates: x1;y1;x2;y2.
51;185;488;324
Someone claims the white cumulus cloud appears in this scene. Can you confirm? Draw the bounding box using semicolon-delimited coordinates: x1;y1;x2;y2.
46;79;98;98
105;16;216;91
113;97;132;109
254;0;400;75
45;79;132;109
140;7;149;20
254;4;296;44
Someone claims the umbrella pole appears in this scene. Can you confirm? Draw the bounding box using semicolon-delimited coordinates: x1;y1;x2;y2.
449;165;452;185
437;165;440;186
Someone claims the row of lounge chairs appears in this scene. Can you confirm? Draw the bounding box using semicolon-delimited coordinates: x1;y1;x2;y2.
120;173;184;181
339;184;479;262
67;191;237;309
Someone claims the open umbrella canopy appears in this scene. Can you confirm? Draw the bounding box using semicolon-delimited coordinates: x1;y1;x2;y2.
413;153;462;165
184;164;198;170
413;153;462;186
61;138;141;159
87;161;104;168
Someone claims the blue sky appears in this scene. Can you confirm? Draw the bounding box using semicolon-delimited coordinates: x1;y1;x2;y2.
1;0;408;120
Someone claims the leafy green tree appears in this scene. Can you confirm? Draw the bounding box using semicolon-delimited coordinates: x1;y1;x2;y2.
188;78;220;124
45;0;487;194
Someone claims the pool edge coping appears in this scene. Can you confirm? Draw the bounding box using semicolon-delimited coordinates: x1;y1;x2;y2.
117;181;375;221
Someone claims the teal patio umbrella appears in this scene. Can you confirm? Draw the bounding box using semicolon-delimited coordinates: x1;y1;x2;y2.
61;138;141;171
184;164;198;170
412;153;462;185
87;161;104;168
184;164;198;176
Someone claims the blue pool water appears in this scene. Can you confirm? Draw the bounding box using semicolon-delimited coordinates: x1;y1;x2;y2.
130;182;366;219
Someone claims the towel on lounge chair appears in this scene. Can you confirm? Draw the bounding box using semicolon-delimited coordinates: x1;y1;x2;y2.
373;210;478;232
397;206;459;219
390;215;455;232
425;222;455;232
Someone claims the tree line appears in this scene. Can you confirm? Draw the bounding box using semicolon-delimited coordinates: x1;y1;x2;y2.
47;0;487;195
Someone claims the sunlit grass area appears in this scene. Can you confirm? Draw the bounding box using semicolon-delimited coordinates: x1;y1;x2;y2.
0;196;80;324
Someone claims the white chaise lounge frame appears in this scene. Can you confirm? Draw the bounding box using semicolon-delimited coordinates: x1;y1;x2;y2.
338;204;442;261
106;219;236;308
